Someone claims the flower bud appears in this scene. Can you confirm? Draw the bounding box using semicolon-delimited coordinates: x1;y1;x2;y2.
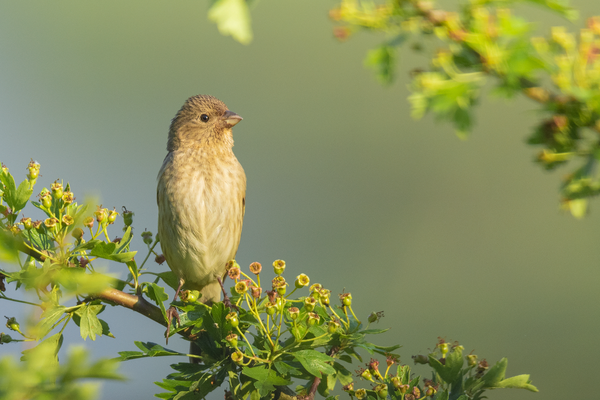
235;281;248;294
273;259;286;275
44;217;59;230
94;207;107;223
309;283;322;299
62;215;74;226
340;293;352;307
41;193;52;209
288;307;300;320
437;341;449;357
83;216;94;228
360;369;373;381
62;191;74;205
295;273;310;288
225;312;239;328
107;208;118;224
27;160;40;181
122;207;134;226
398;384;409;394
51;181;63;200
355;389;367;400
0;333;13;344
71;227;84;240
342;383;354;392
272;276;287;296
250;286;262;298
412;386;421;399
21;217;33;230
368;311;383;323
328;320;340;334
226;333;239;347
304;296;316;311
265;301;276;315
181;290;199;303
141;230;153;244
249;262;262;274
375;384;388;399
425;387;436;397
466;354;478;366
5;317;20;332
231;350;244;364
307;312;320;326
155;254;166;265
391;377;401;390
228;267;241;280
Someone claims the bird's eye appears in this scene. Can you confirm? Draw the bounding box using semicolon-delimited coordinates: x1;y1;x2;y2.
200;114;209;122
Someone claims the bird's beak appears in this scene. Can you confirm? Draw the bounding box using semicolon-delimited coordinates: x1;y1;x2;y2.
223;110;243;127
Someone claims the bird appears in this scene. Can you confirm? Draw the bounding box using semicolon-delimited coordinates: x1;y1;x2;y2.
157;94;246;345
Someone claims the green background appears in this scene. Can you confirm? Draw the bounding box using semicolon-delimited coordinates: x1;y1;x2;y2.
1;1;599;399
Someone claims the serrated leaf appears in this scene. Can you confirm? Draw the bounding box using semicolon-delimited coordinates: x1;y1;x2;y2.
35;305;66;339
13;179;33;212
293;350;336;378
78;303;104;341
243;366;291;397
493;374;538;392
90;241;136;262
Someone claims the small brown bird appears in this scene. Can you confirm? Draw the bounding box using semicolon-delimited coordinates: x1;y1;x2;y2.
157;95;246;338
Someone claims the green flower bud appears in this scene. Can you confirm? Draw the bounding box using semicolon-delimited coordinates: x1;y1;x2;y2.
288;307;300;320
368;311;383;323
5;317;20;332
272;276;286;296
0;333;13;344
83;216;94;228
41;193;52;209
27;160;40;180
51;181;63;199
304;296;316;312
273;259;286;275
231;350;244;364
340;293;352;307
235;281;248;294
328;320;340;334
122;207;134;226
375;384;388;399
295;273;310;288
307;312;320;326
265;301;276;315
466;354;478;367
425;387;436;397
360;369;373;381
438;341;449;358
226;333;239;347
21;217;33;230
181;290;199;303
107;208;118;224
391;377;401;390
309;283;322;299
225;312;239;328
412;355;429;365
44;217;59;230
355;389;367;400
276;296;286;313
62;215;74;226
71;227;84;240
141;230;153;244
94;207;107;223
62;191;74;205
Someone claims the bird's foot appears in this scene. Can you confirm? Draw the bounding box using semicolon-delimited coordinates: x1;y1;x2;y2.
165;305;181;344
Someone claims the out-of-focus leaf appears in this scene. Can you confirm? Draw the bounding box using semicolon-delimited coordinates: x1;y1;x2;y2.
208;0;252;44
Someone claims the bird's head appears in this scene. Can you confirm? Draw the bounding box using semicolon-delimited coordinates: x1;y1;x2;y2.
167;95;242;151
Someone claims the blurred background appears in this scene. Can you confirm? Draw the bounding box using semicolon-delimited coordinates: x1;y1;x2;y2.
1;0;599;399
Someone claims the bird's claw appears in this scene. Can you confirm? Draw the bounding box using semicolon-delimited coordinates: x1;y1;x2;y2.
165;305;181;344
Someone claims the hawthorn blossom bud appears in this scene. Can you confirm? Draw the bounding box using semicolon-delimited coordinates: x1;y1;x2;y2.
295;273;310;288
249;262;262;274
273;259;286;275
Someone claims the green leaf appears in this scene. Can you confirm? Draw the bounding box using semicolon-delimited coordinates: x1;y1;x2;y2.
243;366;291;397
21;332;63;364
481;357;508;387
144;282;169;320
365;44;397;84
12;180;33;212
77;303;104;341
90;241;136;262
429;347;464;383
208;0;252;44
35;305;67;339
117;341;184;361
156;270;180;291
493;374;539;392
293;350;336;378
333;362;354;386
